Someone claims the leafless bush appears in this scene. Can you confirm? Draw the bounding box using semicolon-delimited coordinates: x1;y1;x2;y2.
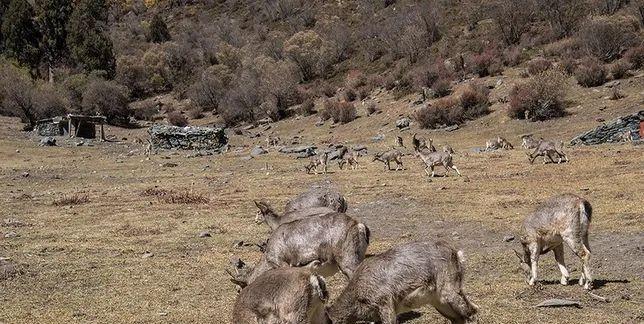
187;65;233;113
132;100;159;121
503;47;529;67
489;0;536;45
458;83;490;119
591;0;630;15
414;97;462;129
412;61;454;97
559;58;578;75
537;0;588;38
297;98;315;116
187;106;205;119
323;100;356;124
508;70;568;120
81;80;131;125
141;187;209;204
366;102;379;115
624;45;644;68
432;78;452;98
575;57;607;87
0;64;36;128
342;88;357;102
53;194;90;206
578;17;636;62
611;59;632;79
167;111;189;126
469;49;502;77
284;30;335;81
527;57;553;75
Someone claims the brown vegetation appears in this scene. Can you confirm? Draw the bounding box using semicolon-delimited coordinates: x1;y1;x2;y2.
53;194;90;206
509;70;568;120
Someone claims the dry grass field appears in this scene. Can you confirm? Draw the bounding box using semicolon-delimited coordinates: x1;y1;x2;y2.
1;73;643;323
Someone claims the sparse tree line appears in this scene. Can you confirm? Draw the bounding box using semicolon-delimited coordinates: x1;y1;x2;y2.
0;0;643;130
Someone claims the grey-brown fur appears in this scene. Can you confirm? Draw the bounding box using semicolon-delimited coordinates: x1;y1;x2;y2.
284;187;348;213
338;149;359;170
372;149;404;171
527;140;568;164
412;134;435;152
242;212;370;285
486;136;514;150
232;267;329;324
416;150;461;177
254;200;336;231
514;194;593;289
521;135;542;150
305;152;329;174
325;241;478;324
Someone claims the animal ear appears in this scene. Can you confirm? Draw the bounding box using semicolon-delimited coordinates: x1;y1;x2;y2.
254;201;270;213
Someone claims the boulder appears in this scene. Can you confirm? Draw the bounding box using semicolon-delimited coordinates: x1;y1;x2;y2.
571;110;642;145
279;145;316;154
39;137;56;146
250;146;268;157
396;118;411;129
148;125;228;151
371;134;385;142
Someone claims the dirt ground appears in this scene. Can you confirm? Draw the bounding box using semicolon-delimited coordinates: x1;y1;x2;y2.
1;73;643;323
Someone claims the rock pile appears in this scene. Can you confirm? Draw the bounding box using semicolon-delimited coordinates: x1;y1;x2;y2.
571;110;642;145
148;125;228;151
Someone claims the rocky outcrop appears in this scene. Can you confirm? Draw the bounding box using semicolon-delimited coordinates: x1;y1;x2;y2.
571;110;642;145
148;125;228;151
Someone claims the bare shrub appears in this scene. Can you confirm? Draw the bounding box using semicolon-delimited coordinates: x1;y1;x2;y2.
32;84;68;121
342;88;357;102
414;97;462;129
575;57;607;87
366;102;379;115
610;60;632;79
624;45;644;68
489;0;535;45
323;100;356;124
167;111;188;126
527;57;553;75
297;98;315;116
0;64;36;128
53;194;90;206
508;70;568;120
187;65;233;113
458;83;490;119
132;100;159;121
537;0;589;38
141;187;209;204
559;58;577;75
187;106;205;119
432;78;452;98
503;46;529;67
284;30;335;82
81;80;131;125
578;17;636;62
469;49;502;77
412;61;454;97
591;0;630;15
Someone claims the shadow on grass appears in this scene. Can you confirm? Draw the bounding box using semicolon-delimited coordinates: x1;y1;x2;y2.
539;278;629;289
398;311;422;323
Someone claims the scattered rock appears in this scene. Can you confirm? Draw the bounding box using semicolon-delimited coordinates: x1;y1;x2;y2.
571;110;642;145
250;146;268;157
4;231;19;238
15;149;20;153
395;118;411;129
75;141;84;146
198;231;211;238
148;124;228;152
142;252;154;259
2;218;29;227
161;162;178;168
39;137;56;146
535;299;581;308
604;80;620;88
503;235;515;242
21;172;29;178
444;125;459;132
279;145;316;154
371;134;385;142
595;118;605;122
240;155;253;161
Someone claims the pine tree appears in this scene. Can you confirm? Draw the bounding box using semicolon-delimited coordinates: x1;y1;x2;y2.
35;0;73;78
1;0;41;70
66;0;115;77
148;13;170;43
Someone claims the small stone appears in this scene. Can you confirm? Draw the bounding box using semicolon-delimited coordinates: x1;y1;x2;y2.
232;240;245;248
4;231;19;238
142;252;154;258
451;231;458;236
250;146;268;157
15;149;20;153
503;235;515;242
161;162;178;168
75;141;84;146
437;186;446;191
21;172;29;178
158;312;168;316
198;231;211;238
444;125;459;132
372;134;385;142
596;118;605;122
395;118;411;129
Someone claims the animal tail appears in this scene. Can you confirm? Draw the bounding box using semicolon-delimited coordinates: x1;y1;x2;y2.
309;274;329;302
580;199;592;225
358;223;370;245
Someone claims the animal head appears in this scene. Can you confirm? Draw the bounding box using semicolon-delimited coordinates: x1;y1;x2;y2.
254;200;273;224
226;257;251;292
372;152;382;162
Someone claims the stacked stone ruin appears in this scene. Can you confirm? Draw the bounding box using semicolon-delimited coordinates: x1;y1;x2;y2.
571;110;643;145
148;124;228;152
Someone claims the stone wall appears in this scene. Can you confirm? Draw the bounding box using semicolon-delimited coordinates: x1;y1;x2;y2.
571;110;643;145
149;125;228;151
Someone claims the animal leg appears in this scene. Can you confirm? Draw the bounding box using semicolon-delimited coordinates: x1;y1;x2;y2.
563;236;592;289
451;165;461;176
527;243;540;286
378;301;397;324
553;244;569;285
430;165;435;177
